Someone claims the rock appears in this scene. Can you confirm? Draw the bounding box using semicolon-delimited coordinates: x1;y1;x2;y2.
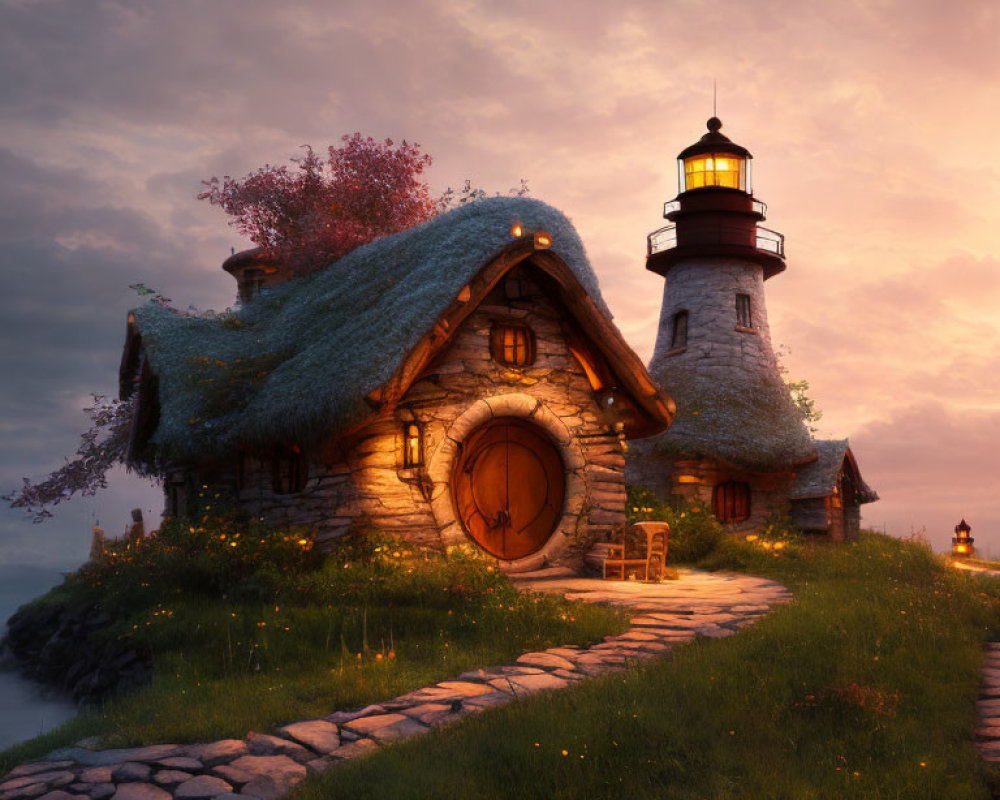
515;652;577;671
329;740;378;761
151;771;191;786
36;792;84;800
6;765;75;780
173;776;232;800
325;705;385;725
276;721;339;755
245;733;310;763
1;782;49;800
183;741;247;768
77;771;110;787
109;784;172;800
1;773;75;793
110;765;150;783
87;786;115;800
153;758;201;772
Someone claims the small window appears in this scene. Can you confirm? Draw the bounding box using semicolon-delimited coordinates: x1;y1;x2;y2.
272;446;307;494
670;311;688;350
490;324;536;367
713;481;751;523
402;422;424;468
736;294;752;328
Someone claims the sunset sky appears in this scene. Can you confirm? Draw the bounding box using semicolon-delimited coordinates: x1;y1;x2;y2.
1;0;998;567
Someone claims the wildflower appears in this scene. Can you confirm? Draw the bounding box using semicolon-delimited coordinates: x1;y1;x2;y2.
746;534;758;542
561;750;568;757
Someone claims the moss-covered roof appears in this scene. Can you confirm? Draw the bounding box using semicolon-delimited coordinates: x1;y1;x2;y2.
124;197;611;462
790;439;878;503
639;364;816;471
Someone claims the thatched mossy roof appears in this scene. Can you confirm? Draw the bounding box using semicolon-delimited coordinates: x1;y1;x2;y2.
639;364;816;471
123;197;615;462
790;439;878;503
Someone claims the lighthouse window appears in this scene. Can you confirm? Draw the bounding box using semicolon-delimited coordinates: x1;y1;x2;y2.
670;311;688;350
683;154;746;191
736;294;753;328
490;324;536;367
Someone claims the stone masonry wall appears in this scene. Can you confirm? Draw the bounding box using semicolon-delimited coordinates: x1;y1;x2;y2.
648;258;781;384
203;263;626;564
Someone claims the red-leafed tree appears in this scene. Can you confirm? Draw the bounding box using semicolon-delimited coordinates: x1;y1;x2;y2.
199;134;437;275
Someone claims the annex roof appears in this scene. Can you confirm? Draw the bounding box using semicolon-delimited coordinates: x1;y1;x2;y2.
790;439;878;503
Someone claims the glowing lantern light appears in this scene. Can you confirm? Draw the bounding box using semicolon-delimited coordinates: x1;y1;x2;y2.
677;117;752;193
533;231;552;249
403;422;423;468
511;222;523;237
952;518;973;557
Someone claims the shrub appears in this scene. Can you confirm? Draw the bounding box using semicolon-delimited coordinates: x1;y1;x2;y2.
625;485;725;563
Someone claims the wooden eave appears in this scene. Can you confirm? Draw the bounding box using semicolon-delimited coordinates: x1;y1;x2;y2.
365;239;676;438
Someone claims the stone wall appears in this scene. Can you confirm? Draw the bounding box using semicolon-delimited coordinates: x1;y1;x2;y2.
187;263;627;567
648;258;781;384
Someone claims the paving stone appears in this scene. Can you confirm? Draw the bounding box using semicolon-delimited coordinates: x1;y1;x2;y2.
36;792;84;800
399;703;454;725
1;783;49;800
87;784;115;799
173;775;233;799
462;692;514;713
111;764;150;783
364;718;428;743
6;766;75;781
68;785;92;794
325;705;385;725
209;766;251;787
49;748;181;769
77;771;111;787
514;652;576;671
245;734;310;763
151;771;191;786
276;721;340;755
226;757;305;800
109;784;172;800
434;681;496;697
183;742;247;768
2;773;76;793
329;740;379;761
494;672;568;694
154;758;201;772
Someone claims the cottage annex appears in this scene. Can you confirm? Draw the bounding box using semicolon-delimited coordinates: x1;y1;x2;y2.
120;198;675;571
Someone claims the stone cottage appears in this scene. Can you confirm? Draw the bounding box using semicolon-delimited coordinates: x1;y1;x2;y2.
626;118;877;539
120;197;675;571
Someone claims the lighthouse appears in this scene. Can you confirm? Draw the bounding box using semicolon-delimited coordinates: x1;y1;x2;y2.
627;118;877;537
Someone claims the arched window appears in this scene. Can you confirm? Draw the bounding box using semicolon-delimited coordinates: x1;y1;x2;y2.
670;310;688;350
713;481;751;523
272;446;307;494
490;324;536;367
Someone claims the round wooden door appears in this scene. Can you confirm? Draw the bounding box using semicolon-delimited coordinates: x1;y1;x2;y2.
453;417;565;560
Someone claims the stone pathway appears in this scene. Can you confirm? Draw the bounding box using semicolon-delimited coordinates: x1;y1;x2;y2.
976;642;1000;764
0;568;791;800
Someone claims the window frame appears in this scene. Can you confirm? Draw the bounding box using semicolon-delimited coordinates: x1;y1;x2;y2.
712;480;751;523
271;446;307;495
490;323;536;367
735;293;753;329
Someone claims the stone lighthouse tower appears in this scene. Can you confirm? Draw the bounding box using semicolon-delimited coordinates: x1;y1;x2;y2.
627;117;817;530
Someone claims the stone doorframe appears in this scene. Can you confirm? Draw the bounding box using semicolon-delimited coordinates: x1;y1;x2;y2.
424;392;587;572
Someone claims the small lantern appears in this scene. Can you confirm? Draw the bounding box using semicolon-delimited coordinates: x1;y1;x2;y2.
952;518;974;557
511;222;523;238
533;231;552;249
402;422;423;468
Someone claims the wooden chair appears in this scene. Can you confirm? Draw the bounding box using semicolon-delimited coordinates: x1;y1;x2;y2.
601;521;670;581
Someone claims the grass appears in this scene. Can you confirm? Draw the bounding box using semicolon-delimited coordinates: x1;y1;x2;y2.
291;532;1000;800
0;518;626;775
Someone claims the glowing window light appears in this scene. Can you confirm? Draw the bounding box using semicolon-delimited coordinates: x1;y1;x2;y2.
683;153;746;191
403;423;423;468
533;231;552;249
511;222;523;237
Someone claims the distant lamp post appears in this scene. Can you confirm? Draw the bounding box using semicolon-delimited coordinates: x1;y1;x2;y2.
952;518;974;557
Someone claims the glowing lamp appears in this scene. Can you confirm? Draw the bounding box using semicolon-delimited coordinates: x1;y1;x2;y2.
511;222;523;237
676;117;752;193
403;422;423;468
533;231;552;249
952;518;974;558
676;475;700;484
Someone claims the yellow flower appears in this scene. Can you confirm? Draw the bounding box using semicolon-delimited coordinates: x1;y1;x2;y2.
745;534;758;542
